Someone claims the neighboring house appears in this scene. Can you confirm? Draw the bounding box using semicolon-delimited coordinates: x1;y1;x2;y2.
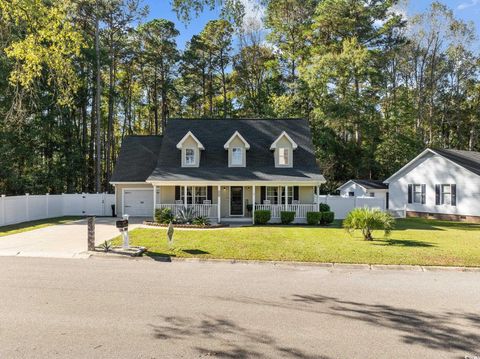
110;119;326;223
337;179;388;199
385;148;480;222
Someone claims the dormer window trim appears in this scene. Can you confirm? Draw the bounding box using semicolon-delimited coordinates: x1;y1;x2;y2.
224;131;250;150
176;131;205;150
185;148;195;165
270;131;298;150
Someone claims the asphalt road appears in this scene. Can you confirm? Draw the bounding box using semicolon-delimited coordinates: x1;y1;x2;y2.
0;257;479;359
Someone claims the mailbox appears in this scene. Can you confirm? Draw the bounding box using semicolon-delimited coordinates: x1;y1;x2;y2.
116;219;128;229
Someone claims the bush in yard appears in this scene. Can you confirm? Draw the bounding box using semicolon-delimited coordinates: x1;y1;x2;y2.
280;211;295;225
343;207;394;241
155;208;174;224
192;216;211;226
319;203;330;212
254;210;271;225
320;211;335;225
176;207;197;224
306;211;322;225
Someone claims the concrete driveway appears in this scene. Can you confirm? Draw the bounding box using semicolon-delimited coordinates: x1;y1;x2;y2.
0;217;144;258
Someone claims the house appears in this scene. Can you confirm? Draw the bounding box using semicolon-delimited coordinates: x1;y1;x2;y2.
384;148;480;222
110;118;326;223
337;179;388;199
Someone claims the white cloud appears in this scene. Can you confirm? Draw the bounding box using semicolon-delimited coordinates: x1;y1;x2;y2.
458;0;480;10
240;0;265;31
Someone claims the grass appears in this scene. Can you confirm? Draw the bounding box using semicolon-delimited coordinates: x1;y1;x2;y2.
0;216;82;237
112;218;480;267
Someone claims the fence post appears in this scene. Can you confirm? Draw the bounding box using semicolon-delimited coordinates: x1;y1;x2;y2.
87;216;95;251
46;193;50;218
25;193;30;222
1;195;5;226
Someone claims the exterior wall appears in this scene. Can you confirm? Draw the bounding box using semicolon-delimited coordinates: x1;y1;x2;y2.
406;211;480;223
180;136;201;167
339;183;388;199
115;183;153;216
227;136;247;167
388;153;480;216
274;136;293;168
299;186;315;203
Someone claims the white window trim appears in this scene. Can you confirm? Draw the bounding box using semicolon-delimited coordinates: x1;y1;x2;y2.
176;131;205;150
231;147;243;166
278;147;289;166
413;184;424;204
440;184;452;206
185;148;196;166
224;131;250;149
270;131;298;150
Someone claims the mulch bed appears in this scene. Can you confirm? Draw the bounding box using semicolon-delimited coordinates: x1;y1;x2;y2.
143;221;229;229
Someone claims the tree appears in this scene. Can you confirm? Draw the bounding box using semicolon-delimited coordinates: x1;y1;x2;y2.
343;208;395;241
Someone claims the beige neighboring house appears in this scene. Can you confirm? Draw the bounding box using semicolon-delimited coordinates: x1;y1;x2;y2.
110;118;326;223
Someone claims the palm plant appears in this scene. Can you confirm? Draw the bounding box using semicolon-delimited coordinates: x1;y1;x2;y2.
176;207;197;224
343;207;395;241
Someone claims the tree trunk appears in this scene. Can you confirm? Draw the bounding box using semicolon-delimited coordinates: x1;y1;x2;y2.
94;1;102;193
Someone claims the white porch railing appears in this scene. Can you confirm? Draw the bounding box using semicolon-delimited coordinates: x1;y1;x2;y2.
156;204;218;218
255;204;319;219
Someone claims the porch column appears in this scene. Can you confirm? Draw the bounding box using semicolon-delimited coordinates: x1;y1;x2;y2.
152;185;157;219
184;185;188;208
217;185;221;223
252;185;256;224
285;185;288;211
316;185;320;209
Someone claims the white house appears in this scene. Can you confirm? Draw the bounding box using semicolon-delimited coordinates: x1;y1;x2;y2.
384;148;480;222
337;179;388;199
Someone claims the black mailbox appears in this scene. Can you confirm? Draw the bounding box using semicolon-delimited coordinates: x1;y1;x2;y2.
116;219;128;229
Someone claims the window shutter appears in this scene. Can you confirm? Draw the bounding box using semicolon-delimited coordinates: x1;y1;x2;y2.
421;184;426;204
260;186;266;204
207;186;213;201
175;186;180;201
294;186;299;201
435;184;440;205
407;184;412;204
451;184;456;206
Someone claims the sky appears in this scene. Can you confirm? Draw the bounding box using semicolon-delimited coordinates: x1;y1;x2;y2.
143;0;480;50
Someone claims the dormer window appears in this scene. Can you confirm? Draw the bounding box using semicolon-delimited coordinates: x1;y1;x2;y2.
232;147;243;166
279;148;289;166
185;148;195;165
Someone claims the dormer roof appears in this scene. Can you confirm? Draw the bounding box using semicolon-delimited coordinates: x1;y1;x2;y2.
270;131;298;150
176;131;205;150
224;131;250;150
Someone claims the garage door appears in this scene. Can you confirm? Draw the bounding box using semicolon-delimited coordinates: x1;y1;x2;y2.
123;189;153;217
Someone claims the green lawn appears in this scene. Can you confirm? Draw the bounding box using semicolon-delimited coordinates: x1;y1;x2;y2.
0;217;82;237
112;218;480;266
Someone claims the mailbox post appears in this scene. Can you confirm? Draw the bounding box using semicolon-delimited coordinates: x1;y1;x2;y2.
116;214;129;249
87;216;95;251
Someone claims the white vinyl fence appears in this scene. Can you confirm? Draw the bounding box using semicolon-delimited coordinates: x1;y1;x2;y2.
316;195;387;219
0;193;115;227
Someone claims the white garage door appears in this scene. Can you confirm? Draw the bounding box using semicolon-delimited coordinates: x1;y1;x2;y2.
123;189;153;217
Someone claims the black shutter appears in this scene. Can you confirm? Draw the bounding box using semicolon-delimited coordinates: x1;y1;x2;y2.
386;192;389;210
435;184;440;205
421;184;426;204
294;186;299;201
207;186;213;201
407;184;412;204
260;186;266;204
451;184;456;206
175;186;180;201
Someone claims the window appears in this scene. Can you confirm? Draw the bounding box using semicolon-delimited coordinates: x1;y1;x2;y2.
279;148;289;165
266;186;279;204
408;184;425;204
281;187;293;204
194;186;207;204
369;192;375;197
348;191;355;197
436;184;456;206
231;147;242;165
180;186;193;204
185;148;195;165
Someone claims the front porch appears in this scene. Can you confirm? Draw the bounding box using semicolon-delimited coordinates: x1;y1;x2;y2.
153;184;321;224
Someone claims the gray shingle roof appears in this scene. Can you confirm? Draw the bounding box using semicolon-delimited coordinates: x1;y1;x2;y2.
147;118;324;183
433;148;480;176
110;135;163;182
350;179;388;190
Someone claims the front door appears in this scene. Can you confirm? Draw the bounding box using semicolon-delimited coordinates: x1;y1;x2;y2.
230;187;243;216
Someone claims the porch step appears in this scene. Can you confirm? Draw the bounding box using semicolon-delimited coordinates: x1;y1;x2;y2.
220;217;253;226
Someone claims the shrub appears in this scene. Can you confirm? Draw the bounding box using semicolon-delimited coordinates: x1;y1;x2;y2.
192;216;211;226
155;208;174;224
343;207;395;241
280;211;295;225
254;210;271;225
306;211;322;225
176;207;197;224
319;203;330;212
320;211;335;225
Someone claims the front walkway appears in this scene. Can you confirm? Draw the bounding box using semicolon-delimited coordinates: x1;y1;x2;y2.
0;217;144;258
